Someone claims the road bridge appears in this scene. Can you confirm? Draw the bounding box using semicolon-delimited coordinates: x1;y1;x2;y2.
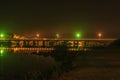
0;38;116;48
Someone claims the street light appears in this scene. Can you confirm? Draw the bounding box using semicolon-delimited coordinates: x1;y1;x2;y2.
98;33;102;39
0;33;4;38
76;33;81;38
36;33;40;38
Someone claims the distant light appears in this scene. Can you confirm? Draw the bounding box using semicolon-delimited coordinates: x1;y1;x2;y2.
76;33;81;38
56;33;59;38
0;49;4;53
0;49;4;56
36;34;40;38
98;33;102;38
0;34;4;38
78;42;83;47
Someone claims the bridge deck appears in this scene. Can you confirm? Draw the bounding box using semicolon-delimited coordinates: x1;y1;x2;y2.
0;38;117;40
0;38;116;48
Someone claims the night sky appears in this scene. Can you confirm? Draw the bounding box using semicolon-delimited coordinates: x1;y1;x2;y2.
0;0;120;38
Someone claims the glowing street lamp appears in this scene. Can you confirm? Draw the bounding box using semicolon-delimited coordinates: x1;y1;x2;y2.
76;33;81;38
36;34;40;38
0;33;4;38
98;33;102;38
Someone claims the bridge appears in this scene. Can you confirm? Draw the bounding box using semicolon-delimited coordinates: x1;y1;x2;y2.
0;38;117;54
0;38;116;49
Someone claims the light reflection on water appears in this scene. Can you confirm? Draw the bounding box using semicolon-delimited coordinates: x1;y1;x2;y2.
0;48;80;79
0;50;58;77
0;47;89;54
0;48;55;53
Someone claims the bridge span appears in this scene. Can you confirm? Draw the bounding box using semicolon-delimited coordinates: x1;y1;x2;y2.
0;38;116;48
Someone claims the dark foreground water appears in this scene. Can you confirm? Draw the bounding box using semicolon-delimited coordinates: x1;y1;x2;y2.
0;52;61;80
1;48;120;80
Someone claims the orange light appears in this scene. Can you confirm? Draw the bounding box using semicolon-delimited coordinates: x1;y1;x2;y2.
36;34;40;37
78;42;83;47
69;41;74;47
98;33;102;38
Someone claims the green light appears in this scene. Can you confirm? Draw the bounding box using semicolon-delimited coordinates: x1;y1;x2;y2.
0;50;4;56
76;33;81;38
0;33;5;38
1;50;4;53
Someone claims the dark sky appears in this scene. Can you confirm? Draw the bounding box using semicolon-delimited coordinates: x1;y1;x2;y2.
0;0;120;38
